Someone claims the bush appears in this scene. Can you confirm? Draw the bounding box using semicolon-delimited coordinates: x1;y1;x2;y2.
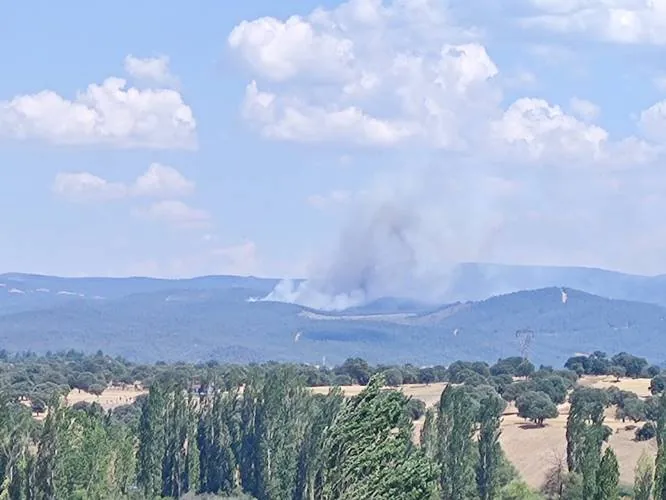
635;422;657;441
332;374;353;386
383;368;404;387
406;398;426;420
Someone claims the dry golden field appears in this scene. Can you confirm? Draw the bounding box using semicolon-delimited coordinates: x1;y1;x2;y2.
65;385;147;411
65;376;656;489
312;376;657;489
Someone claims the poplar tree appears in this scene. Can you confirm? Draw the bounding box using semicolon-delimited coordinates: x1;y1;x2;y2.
136;383;166;498
633;452;654;500
476;393;504;500
436;385;477;500
321;375;436;500
594;447;619;500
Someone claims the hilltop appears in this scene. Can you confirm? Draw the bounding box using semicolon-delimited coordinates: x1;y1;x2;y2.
1;266;666;365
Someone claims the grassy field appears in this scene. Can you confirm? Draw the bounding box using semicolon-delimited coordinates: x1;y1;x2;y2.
65;385;147;411
312;377;657;489
66;376;655;489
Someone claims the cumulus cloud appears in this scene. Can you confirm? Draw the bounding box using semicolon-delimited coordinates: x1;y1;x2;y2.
522;0;666;44
229;0;653;162
134;200;211;228
132;163;195;198
489;98;609;164
230;1;503;149
569;97;600;121
230;0;666;310
53;163;195;202
52;172;127;203
639;100;666;144
0;63;195;149
228;16;355;81
124;55;177;87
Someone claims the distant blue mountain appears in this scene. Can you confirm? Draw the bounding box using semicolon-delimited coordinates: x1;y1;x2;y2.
445;262;666;304
0;266;666;366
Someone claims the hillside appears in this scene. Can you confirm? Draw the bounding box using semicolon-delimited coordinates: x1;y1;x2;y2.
1;269;666;365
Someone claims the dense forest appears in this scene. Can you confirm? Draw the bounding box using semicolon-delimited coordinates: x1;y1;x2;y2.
0;350;666;498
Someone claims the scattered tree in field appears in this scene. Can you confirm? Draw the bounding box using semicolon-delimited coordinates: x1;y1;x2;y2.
651;375;666;395
2;351;666;499
609;365;626;382
516;391;558;426
616;397;646;423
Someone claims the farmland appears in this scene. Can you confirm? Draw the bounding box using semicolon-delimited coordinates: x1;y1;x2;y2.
314;376;657;488
66;375;659;490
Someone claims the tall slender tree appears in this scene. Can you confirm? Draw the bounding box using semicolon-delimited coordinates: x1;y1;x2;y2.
435;385;477;500
655;393;666;499
136;383;166;498
594;447;619;500
321;375;436;499
633;452;654;500
476;393;504;500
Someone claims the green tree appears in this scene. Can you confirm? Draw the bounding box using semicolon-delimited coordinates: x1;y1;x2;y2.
294;389;343;500
477;393;504;500
594;447;619;500
499;480;542;499
654;393;666;499
322;375;436;500
633;452;654;500
516;391;558;426
616;397;646;423
136;382;166;498
435;385;477;500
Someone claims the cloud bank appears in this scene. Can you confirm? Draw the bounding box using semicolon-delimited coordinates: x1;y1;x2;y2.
229;0;666;309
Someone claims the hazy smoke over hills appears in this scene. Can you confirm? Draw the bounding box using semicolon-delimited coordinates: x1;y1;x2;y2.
263;165;509;310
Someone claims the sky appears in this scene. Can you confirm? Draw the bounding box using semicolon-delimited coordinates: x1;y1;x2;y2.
3;0;666;280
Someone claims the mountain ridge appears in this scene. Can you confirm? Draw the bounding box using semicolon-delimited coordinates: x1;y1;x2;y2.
1;265;666;366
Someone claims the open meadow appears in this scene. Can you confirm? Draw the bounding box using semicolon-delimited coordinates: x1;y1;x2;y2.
65;375;657;490
312;376;657;489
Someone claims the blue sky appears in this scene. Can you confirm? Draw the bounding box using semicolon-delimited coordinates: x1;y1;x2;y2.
3;0;666;280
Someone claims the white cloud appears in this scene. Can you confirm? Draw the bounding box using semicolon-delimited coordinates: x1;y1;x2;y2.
522;0;666;44
569;97;600;121
131;163;194;198
487;97;651;166
134;200;211;228
52;172;127;202
124;55;177;87
231;0;665;165
0;69;196;149
231;1;501;149
228;16;355;81
639;100;666;143
243;81;416;146
53;164;195;202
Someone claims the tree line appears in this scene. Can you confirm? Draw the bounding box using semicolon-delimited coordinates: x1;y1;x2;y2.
0;350;666;498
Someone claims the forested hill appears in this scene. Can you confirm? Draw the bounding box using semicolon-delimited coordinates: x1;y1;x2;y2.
1;268;666;365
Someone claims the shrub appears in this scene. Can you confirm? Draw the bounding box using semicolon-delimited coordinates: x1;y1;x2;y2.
635;422;657;441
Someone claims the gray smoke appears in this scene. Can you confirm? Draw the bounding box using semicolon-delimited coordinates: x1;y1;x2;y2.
262;163;501;310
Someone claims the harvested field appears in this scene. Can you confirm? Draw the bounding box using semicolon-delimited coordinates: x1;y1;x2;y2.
313;377;657;489
65;385;147;411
